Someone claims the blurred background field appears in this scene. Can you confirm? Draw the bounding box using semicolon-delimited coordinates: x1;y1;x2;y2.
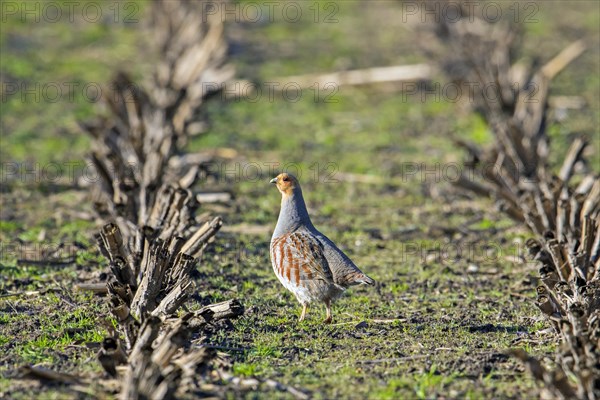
1;1;599;398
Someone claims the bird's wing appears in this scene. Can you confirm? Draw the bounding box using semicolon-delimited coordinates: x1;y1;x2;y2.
271;230;335;285
316;233;375;286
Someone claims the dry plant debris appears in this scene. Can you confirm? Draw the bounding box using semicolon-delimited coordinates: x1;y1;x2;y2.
77;1;247;397
428;3;599;398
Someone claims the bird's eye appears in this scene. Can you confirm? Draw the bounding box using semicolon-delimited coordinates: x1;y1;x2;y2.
283;177;289;182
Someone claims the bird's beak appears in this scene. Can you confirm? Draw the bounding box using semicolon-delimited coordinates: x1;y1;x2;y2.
269;178;277;184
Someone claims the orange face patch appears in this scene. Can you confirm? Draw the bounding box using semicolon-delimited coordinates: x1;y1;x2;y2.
272;173;298;196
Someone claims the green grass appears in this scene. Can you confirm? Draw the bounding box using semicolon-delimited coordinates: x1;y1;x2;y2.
1;289;107;368
1;0;147;166
1;0;598;398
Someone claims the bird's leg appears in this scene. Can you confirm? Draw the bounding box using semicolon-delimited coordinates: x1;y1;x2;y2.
323;300;332;324
299;304;308;322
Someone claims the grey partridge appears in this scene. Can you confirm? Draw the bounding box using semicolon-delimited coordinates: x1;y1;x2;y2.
269;173;374;323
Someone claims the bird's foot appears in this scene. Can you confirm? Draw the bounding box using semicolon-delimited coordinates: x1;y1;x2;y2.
323;316;332;324
299;305;308;322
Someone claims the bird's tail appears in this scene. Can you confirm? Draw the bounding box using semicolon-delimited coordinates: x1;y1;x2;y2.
336;268;375;288
358;274;375;285
346;271;375;286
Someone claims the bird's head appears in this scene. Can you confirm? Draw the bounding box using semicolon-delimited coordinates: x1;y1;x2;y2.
270;173;299;196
